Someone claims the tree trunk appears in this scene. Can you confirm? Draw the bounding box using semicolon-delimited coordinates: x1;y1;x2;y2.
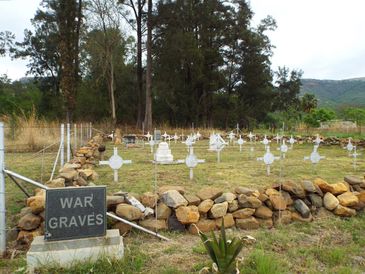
110;54;116;125
144;0;152;130
136;1;143;128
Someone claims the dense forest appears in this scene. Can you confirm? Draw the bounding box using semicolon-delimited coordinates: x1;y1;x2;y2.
0;0;363;130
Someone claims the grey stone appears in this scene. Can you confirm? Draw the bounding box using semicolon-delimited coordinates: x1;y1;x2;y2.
161;190;188;208
293;199;311;218
308;194;323;207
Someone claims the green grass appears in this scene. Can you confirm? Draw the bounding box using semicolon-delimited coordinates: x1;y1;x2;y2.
2;138;365;273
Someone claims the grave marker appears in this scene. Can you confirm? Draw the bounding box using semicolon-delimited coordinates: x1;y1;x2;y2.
289;135;296;149
99;147;132;182
45;186;106;241
257;146;280;175
185;147;205;180
344;138;354;155
237;135;246;152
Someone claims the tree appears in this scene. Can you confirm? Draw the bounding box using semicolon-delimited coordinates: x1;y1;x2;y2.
301;93;318;113
119;0;146;128
86;0;126;124
58;0;83;122
304;108;336;127
343;107;365;133
144;0;152;130
0;31;14;56
273;66;303;111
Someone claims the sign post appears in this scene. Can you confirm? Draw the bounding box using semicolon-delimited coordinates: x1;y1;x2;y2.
45;186;106;241
0;122;6;257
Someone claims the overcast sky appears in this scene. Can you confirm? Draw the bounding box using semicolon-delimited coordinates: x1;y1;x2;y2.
1;0;365;81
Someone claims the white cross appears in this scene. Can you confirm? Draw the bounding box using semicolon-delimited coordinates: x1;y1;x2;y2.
304;145;325;165
289;135;296;149
185;147;205;180
313;134;322;146
273;133;281;144
228;131;235;145
99;147;132;182
162;131;169;141
257;146;280;175
183;135;195;152
344;138;354;155
196;132;202;140
144;132;152;141
146;139;155;153
248;132;255;143
351;146;361;170
211;134;227;163
261;135;271;148
236;135;246;152
173;133;179;143
278;139;288;158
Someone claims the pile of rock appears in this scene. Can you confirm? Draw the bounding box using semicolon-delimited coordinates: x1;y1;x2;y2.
109;176;365;235
12;135;104;249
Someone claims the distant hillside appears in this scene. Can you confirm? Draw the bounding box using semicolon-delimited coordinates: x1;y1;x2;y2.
300;78;365;108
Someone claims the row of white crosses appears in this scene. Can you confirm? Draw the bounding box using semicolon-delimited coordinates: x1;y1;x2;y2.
344;138;361;170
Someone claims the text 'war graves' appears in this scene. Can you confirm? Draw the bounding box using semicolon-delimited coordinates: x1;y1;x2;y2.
45;186;106;241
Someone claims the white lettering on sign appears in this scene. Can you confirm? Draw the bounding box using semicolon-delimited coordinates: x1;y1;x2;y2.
60;194;94;209
47;214;103;229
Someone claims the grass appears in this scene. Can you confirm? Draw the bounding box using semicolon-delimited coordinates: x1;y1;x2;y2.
2;134;365;273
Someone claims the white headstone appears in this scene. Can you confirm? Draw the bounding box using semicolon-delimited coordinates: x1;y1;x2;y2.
154;142;174;163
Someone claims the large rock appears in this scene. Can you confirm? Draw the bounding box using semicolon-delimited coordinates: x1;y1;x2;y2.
198;199;214;214
301;180;316;193
139;218;167;230
161;190;188;208
112;222;133;235
188;219;216;234
18;213;41;231
17;228;42;246
140;192;159;208
116;204;143;221
269;194;287;210
232;208;255;219
257;218;273;228
265;188;280;196
314;178;348;195
214;192;236;204
235;187;257;195
281;191;293;206
228;200;239;212
337;192;359;207
356;192;365;203
333;205;356;217
293;199;311;218
308;194;323;208
176;206;200;224
238;195;262;208
106;196;125;209
27;195;45;214
323;192;339;211
254;206;273;219
184;194;201;206
197;187;223;200
209;202;228;218
235;217;259;230
158;185;185;195
273;210;292;225
58;169;78;182
291;212;313;223
344;175;364;185
258;193;269;202
45;178;65;188
215;214;235;228
156;203;172;219
168;215;185;232
282;181;306;198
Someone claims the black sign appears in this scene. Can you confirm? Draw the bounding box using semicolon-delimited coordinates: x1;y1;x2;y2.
45;186;106;241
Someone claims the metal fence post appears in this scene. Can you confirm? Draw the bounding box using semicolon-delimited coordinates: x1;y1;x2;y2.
0;122;6;257
74;123;77;154
60;124;64;167
67;123;70;162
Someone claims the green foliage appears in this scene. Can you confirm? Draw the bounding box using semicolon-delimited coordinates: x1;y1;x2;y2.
342;107;365;125
198;220;244;273
303;108;336;127
241;249;285;274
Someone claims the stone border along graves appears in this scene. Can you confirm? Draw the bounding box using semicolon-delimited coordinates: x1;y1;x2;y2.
9;132;365;252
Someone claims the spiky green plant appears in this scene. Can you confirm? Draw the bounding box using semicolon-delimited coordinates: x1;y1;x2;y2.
198;220;244;274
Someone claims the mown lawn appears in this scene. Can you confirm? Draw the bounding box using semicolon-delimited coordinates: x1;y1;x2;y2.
2;138;365;273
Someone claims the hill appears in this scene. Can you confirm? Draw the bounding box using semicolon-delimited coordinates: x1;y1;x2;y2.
300;78;365;108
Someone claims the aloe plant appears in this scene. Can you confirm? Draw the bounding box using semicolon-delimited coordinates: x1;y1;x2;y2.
198;220;244;274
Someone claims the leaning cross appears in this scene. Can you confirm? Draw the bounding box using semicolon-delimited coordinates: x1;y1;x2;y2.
257;146;280;176
185;147;205;180
99;147;132;183
212;134;227;163
278;139;288;158
289;135;296;149
344;138;354;155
